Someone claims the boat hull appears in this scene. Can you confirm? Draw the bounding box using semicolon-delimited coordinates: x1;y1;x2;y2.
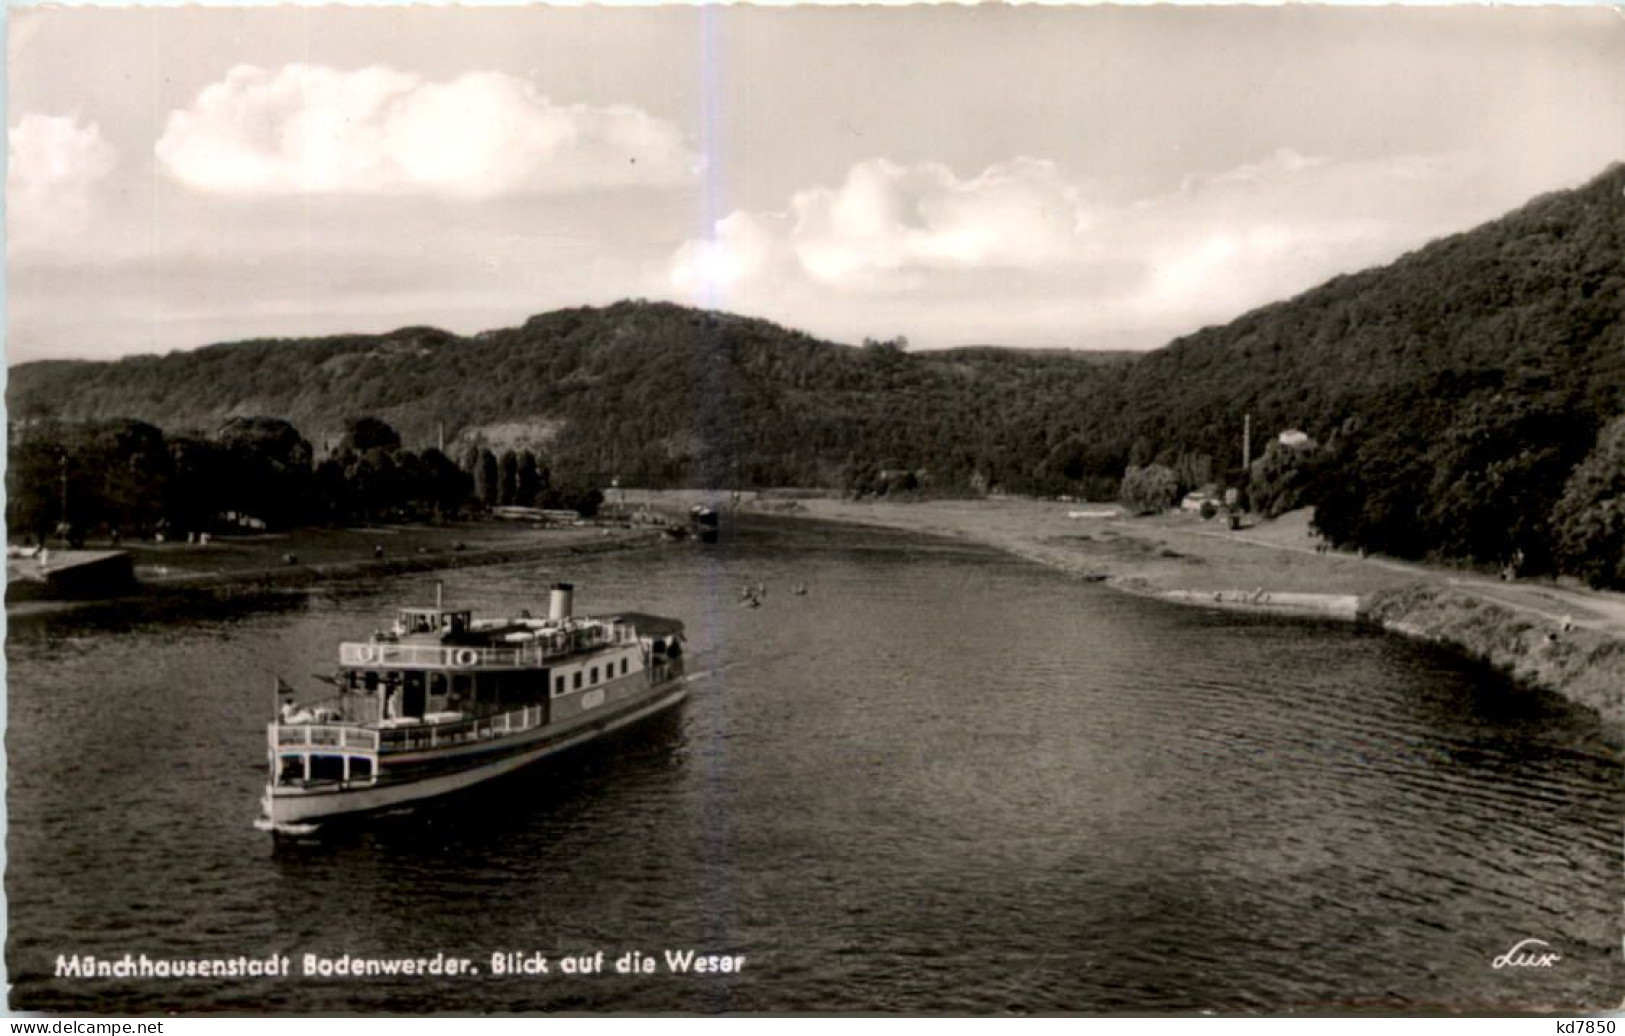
262;680;689;828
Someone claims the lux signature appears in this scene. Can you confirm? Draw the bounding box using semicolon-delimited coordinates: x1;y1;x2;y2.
1492;938;1561;969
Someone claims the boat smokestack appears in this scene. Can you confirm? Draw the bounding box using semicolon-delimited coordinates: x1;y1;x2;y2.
549;582;574;622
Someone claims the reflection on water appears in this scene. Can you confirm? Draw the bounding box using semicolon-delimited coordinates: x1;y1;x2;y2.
7;518;1621;1012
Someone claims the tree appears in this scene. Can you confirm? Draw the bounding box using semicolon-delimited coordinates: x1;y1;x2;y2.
474;450;499;509
6;436;66;543
1248;441;1326;519
341;416;402;454
216;416;314;528
311;456;351;524
393;450;425;516
499;450;519;507
1312;416;1433;558
1418;387;1591;571
1119;464;1179;515
516;451;541;507
345;450;399;522
842;456;880;498
1128;436;1156;469
419;448;473;520
1551;414;1625;588
166;435;229;533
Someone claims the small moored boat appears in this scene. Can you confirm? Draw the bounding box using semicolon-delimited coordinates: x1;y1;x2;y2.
260;582;688;830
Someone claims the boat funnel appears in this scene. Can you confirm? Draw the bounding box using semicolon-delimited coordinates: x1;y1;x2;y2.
549;582;575;622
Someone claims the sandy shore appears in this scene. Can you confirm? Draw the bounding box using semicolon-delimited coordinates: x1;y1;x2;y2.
767;496;1411;604
764;495;1624;626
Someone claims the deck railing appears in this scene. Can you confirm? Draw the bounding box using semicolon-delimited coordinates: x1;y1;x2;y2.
339;623;628;669
272;724;379;750
270;703;546;755
377;704;547;752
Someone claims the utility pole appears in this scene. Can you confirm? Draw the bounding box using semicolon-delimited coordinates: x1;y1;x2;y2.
1242;413;1252;471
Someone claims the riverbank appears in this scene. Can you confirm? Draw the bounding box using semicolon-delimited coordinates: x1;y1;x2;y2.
751;495;1625;730
7;522;666;620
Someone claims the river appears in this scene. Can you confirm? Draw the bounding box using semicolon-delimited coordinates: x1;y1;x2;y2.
6;518;1620;1013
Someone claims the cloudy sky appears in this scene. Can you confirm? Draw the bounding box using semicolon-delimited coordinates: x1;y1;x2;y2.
7;5;1624;363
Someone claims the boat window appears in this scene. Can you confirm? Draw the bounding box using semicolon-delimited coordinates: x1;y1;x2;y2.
621;658;629;676
349;756;373;780
555;675;565;696
591;666;599;684
277;755;306;785
405;670;425;696
573;671;582;690
309;755;345;783
429;672;447;697
363;670;380;691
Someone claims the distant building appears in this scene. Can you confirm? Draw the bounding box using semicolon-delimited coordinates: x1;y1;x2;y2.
1180;485;1220;512
1277;429;1314;448
219;511;268;530
877;468;927;492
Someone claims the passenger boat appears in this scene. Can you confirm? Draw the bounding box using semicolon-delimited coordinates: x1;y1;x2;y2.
259;582;688;830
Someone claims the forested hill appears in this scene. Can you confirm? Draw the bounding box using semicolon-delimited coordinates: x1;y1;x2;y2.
1085;161;1625;578
11;162;1625;577
1098;162;1625;468
7;303;1136;491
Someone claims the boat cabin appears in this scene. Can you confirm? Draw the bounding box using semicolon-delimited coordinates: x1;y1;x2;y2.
394;607;472;639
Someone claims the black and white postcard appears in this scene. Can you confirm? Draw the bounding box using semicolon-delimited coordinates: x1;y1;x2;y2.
6;3;1623;1017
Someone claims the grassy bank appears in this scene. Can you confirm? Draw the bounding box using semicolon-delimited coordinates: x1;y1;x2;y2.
1366;585;1625;726
8;521;666;619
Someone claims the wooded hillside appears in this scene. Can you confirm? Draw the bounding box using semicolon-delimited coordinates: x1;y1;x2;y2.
11;163;1625;581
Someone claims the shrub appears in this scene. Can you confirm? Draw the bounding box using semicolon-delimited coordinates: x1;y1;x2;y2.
1119;464;1179;516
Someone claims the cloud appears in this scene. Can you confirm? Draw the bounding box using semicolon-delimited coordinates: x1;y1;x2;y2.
670;148;1493;347
8;113;119;251
673;157;1089;296
155;64;702;197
